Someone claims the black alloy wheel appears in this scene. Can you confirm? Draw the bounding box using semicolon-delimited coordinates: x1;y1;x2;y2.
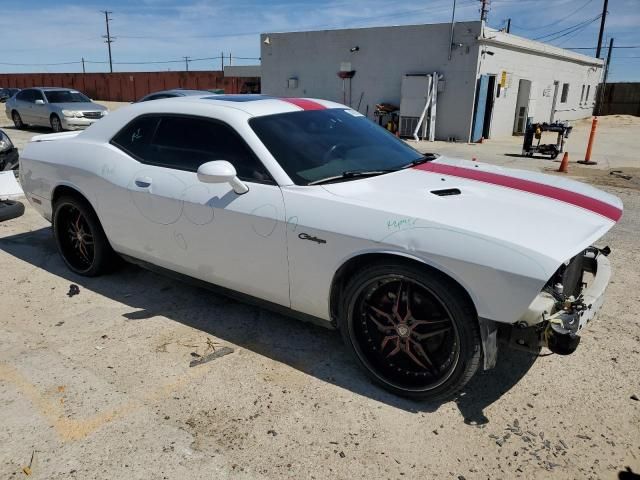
340;262;481;400
53;196;115;276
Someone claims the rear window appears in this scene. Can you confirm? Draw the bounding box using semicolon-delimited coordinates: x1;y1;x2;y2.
44;90;91;103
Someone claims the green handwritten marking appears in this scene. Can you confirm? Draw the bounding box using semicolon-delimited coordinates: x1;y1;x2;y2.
386;218;418;230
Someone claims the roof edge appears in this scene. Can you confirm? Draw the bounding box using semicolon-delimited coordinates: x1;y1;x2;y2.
480;27;604;67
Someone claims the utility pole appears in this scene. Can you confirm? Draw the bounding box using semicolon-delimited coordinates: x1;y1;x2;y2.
101;10;114;73
506;18;511;33
603;37;613;84
183;56;190;71
597;37;614;114
448;0;457;60
595;0;608;58
229;52;232;66
479;0;489;22
81;57;85;73
221;51;224;71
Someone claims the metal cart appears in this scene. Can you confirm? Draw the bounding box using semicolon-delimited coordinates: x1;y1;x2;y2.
522;122;573;159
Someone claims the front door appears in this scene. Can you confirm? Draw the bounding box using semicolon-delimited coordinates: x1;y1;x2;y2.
31;90;49;127
550;81;560;123
471;75;489;142
513;79;532;134
100;113;290;307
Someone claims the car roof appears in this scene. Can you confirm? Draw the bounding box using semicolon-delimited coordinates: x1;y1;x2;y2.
27;87;84;91
164;94;348;117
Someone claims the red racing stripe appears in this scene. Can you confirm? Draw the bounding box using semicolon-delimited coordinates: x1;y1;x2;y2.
279;98;327;110
415;162;622;222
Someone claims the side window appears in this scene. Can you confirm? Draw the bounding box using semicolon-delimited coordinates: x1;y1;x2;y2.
560;83;570;103
585;85;591;102
148;116;273;183
111;115;161;161
16;89;33;102
143;94;170;101
33;90;45;102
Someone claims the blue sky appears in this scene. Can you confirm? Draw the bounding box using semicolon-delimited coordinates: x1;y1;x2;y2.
1;0;639;81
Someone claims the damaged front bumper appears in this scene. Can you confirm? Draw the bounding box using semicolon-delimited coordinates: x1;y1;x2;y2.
501;246;611;355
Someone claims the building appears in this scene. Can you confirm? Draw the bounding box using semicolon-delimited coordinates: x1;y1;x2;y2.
260;21;603;142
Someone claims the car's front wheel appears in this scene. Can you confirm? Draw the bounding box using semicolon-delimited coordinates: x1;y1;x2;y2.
50;114;63;133
12;111;24;129
52;196;115;276
340;261;482;401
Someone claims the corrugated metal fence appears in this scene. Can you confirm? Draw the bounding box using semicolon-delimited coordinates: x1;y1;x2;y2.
0;72;260;102
595;82;640;116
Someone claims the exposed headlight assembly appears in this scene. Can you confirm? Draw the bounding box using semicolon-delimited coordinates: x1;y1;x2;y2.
0;130;14;152
62;110;83;118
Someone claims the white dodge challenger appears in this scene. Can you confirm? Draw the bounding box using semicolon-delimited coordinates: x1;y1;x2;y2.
20;95;623;400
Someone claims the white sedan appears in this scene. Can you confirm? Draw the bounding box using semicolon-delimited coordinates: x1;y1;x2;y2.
19;95;623;400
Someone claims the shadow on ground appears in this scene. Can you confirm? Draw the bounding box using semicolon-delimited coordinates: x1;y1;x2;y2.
503;153;558;161
0;226;537;423
2;125;53;134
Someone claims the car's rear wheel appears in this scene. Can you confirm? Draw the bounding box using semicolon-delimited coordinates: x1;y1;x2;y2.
50;114;63;133
12;111;24;129
52;196;114;276
339;261;481;401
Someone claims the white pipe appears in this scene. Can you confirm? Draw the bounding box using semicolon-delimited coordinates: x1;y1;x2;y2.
413;75;432;142
429;72;439;142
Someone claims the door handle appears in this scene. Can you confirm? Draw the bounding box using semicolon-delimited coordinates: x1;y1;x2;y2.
134;177;152;188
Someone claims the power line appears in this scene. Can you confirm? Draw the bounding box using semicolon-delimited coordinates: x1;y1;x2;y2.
114;5;452;41
533;14;601;41
0;61;82;66
5;55;260;67
566;45;640;50
509;0;593;31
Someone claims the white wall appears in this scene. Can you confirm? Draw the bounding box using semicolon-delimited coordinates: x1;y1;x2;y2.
478;32;603;138
261;22;482;142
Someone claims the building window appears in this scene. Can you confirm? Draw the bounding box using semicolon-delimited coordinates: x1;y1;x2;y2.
586;85;591;102
580;85;586;103
560;83;570;103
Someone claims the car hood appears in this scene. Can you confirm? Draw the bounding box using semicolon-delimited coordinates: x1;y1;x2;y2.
321;156;623;267
50;102;106;111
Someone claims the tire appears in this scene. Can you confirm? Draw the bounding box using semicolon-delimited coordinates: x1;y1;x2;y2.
50;114;63;133
12;111;24;129
52;195;115;276
339;261;482;401
0;199;25;222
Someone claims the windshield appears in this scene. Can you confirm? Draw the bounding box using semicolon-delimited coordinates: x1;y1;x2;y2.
249;109;424;185
44;90;91;103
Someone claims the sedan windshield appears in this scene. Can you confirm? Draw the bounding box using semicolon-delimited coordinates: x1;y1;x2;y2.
44;90;91;103
249;109;424;185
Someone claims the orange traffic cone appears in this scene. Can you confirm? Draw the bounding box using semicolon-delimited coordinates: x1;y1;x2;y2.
558;152;569;173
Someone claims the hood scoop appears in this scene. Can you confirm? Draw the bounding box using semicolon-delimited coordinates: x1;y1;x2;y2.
430;188;461;197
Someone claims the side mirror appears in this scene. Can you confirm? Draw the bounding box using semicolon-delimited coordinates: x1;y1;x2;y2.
35;99;45;105
197;160;249;194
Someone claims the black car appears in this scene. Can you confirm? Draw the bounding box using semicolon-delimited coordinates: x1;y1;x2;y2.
0;88;20;103
0;129;19;171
